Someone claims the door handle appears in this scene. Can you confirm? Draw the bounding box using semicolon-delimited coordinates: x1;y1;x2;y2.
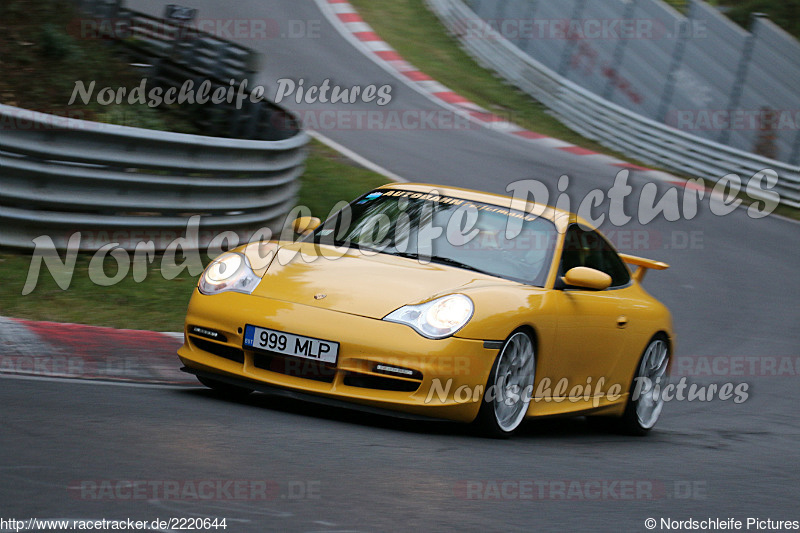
617;315;628;329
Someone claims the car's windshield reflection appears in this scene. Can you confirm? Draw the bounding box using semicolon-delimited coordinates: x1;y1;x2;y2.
310;190;557;287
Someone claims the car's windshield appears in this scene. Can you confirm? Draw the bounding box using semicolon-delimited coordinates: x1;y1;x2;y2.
309;189;557;287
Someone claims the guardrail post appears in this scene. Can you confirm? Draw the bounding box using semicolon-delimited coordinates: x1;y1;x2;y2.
242;100;261;140
557;0;588;77
520;1;540;57
656;3;693;123
790;130;800;166
491;0;507;22
602;0;637;101
719;11;764;146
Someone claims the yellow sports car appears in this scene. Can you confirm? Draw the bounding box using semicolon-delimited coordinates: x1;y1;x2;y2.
178;183;673;437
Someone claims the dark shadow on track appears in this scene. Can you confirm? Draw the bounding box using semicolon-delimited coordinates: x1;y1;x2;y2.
175;387;675;442
177;388;468;437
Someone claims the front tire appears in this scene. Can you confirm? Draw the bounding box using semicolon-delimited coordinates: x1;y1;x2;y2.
474;331;536;438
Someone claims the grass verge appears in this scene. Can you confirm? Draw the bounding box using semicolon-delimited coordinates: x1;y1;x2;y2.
0;253;199;332
301;140;393;218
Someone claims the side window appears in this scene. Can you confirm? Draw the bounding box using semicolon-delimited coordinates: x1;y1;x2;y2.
560;225;630;288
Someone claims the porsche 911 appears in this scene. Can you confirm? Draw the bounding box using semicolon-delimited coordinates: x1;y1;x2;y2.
178;183;672;437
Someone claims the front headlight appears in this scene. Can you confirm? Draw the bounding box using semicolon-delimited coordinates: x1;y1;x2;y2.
198;252;261;295
383;294;474;339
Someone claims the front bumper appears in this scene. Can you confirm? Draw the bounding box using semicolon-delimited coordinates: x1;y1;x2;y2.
178;290;499;423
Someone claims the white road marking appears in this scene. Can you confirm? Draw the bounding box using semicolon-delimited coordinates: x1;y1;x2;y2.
308;130;407;183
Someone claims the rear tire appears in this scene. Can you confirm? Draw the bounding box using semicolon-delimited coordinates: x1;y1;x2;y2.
589;334;670;435
620;334;670;435
474;331;536;438
197;376;253;399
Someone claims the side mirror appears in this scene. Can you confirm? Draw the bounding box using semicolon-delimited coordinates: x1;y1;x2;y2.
292;216;321;235
562;267;612;291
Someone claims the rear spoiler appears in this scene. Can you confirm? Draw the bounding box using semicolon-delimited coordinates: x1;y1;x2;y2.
619;254;669;283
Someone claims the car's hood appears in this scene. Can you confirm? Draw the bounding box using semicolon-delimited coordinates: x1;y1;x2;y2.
250;242;510;319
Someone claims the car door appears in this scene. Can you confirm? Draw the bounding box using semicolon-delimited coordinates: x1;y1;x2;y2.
549;224;634;401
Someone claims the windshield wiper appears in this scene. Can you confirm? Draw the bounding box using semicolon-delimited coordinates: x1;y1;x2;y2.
389;251;420;260
329;240;391;256
329;240;370;251
329;247;491;277
427;256;495;276
387;251;495;277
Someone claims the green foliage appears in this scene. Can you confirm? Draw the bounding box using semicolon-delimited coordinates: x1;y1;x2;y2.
300;140;389;219
95;102;198;133
39;23;79;61
663;0;689;14
722;0;800;39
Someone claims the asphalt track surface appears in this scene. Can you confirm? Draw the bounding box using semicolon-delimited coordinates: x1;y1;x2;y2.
3;1;799;531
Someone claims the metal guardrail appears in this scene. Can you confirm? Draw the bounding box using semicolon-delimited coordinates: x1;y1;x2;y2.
0;0;309;251
427;0;800;208
0;104;309;251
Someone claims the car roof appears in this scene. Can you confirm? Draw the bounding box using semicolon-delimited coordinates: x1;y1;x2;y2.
376;182;589;232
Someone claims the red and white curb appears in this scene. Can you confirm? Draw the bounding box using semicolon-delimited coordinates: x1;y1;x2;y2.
317;0;704;193
0;316;191;385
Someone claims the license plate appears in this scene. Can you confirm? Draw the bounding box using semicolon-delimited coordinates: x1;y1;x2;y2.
243;325;339;364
